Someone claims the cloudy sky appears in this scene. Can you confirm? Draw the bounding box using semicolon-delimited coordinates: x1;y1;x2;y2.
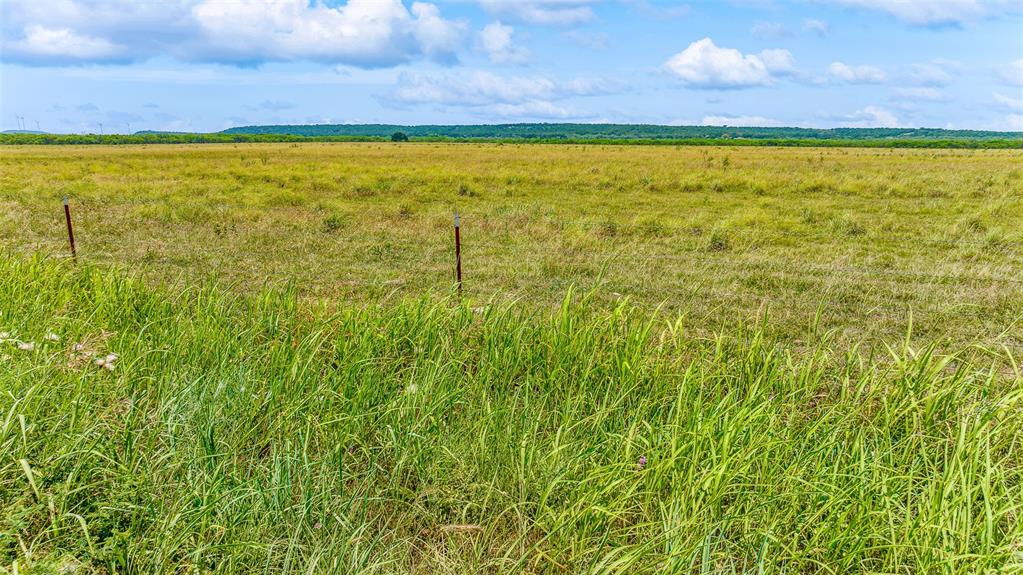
1;0;1022;133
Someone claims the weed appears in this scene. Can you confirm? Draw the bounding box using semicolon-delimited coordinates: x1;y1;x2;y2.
322;213;345;233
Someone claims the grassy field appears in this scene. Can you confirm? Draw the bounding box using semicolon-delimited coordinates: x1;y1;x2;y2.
0;256;1020;574
1;143;1022;573
1;143;1021;351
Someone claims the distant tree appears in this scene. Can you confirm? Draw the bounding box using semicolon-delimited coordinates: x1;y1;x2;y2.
390;131;409;142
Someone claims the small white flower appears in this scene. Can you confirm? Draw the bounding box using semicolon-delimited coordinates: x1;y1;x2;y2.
45;332;60;342
405;383;418;394
0;332;10;340
72;343;85;352
17;342;34;351
95;355;117;371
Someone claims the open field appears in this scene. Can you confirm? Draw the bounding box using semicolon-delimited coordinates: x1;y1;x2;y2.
1;256;1021;574
1;143;1022;350
1;143;1022;573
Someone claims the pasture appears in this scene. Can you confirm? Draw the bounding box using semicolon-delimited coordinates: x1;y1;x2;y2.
1;143;1021;350
1;143;1022;573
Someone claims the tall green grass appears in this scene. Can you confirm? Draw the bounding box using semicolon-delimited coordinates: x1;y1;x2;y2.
1;255;1020;574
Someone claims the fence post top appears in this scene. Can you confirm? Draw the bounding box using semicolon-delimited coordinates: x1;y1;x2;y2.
62;196;69;206
454;212;460;227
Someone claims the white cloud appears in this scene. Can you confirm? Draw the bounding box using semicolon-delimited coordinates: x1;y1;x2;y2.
191;0;466;66
491;101;576;118
828;61;886;83
380;70;612;118
664;38;795;89
410;3;466;59
1001;59;1023;87
802;18;829;36
478;21;529;64
477;0;596;26
701;115;782;127
993;92;1023;111
909;61;955;86
384;70;611;106
836;105;901;128
1;0;467;67
758;49;797;74
4;25;124;63
819;0;1018;25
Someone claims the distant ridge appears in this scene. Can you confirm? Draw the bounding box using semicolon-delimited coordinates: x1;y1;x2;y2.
220;123;1021;140
3;123;1021;147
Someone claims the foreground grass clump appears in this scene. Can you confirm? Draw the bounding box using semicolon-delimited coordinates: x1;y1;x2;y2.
1;256;1021;574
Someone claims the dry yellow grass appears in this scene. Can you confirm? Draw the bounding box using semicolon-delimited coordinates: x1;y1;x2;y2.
1;142;1021;349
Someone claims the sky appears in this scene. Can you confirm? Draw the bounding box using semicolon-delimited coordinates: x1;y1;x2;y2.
1;0;1022;134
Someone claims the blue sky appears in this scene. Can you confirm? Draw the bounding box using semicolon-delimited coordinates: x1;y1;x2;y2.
1;0;1022;133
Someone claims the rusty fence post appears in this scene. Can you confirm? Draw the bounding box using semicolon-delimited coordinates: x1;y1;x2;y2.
454;212;462;297
63;196;77;260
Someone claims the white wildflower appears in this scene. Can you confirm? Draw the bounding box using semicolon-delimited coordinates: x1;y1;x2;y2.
72;343;85;352
17;342;34;351
95;354;117;371
0;332;10;340
45;332;60;341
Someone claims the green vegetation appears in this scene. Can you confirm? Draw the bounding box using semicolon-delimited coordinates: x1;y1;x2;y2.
221;123;1022;142
1;255;1021;573
2;123;1021;148
2;143;1021;352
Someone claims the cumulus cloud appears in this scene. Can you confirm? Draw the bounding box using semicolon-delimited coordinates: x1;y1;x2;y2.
828;61;886;83
909;61;956;86
4;25;124;64
478;21;529;64
1;0;467;67
1001;59;1023;87
664;38;796;89
835;105;901;128
190;0;466;66
380;70;612;118
477;0;596;26
818;0;1018;25
701;115;782;127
